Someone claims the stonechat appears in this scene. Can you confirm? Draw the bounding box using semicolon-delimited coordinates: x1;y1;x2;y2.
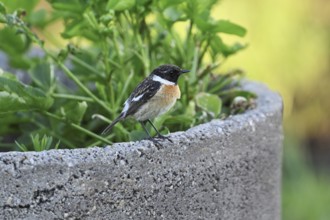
102;64;189;141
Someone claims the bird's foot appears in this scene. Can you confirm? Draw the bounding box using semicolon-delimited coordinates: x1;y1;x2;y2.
155;134;173;143
146;137;163;149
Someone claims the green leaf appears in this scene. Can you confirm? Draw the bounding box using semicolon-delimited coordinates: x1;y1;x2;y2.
129;130;146;141
107;0;136;11
211;35;247;58
15;140;28;152
163;115;195;128
31;134;54;151
1;0;39;13
49;0;85;13
0;26;31;68
184;0;217;21
27;9;48;28
0;91;29;113
163;7;185;22
158;0;185;10
219;89;257;100
60;101;88;124
29;63;56;94
0;70;17;80
195;15;247;37
195;92;222;117
0;76;54;113
215;20;247;37
0;14;6;23
0;27;28;55
0;2;6;14
61;20;86;39
136;0;150;6
95;82;107;100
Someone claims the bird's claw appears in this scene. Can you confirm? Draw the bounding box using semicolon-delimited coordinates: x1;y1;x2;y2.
155;134;173;143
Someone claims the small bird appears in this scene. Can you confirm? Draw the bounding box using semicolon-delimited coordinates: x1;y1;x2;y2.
102;64;189;141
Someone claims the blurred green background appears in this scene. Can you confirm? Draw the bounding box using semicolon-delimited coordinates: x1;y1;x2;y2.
216;0;330;219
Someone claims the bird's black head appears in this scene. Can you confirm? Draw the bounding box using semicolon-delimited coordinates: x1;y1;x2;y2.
151;64;190;84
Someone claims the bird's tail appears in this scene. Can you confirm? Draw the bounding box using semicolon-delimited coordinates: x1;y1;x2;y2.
101;113;124;135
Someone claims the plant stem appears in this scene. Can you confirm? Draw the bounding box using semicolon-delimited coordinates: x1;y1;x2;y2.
198;39;211;66
42;111;112;145
53;93;94;102
57;62;113;114
185;20;194;49
70;55;102;77
32;119;76;149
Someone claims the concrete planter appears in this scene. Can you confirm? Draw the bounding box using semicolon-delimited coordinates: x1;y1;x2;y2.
0;81;283;220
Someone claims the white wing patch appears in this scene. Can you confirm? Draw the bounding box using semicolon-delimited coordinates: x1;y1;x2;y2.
122;99;130;116
132;94;144;102
152;75;175;85
122;94;144;116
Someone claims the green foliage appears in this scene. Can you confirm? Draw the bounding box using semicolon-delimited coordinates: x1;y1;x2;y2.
16;134;60;151
0;0;254;151
195;92;221;117
0;75;54;113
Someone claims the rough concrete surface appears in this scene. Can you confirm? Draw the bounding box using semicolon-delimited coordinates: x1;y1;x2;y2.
0;81;283;220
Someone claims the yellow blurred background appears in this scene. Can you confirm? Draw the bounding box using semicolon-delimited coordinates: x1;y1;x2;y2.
216;0;330;136
216;0;330;219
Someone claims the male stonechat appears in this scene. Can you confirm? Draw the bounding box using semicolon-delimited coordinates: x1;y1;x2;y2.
102;64;189;142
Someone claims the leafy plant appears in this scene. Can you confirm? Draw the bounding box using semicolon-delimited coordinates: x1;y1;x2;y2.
0;0;255;151
16;133;60;151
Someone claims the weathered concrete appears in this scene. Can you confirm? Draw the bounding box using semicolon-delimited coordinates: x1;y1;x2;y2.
0;81;283;220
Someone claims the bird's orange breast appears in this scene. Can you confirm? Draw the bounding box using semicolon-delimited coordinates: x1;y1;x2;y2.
132;84;180;121
157;84;181;100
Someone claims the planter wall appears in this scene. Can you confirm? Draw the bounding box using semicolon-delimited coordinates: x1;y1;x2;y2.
0;81;283;220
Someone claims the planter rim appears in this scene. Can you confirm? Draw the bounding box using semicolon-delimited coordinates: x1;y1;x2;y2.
0;80;282;160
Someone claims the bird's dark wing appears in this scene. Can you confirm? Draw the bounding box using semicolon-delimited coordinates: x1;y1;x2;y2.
123;77;161;117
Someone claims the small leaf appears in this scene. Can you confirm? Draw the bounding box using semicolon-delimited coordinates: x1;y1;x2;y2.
27;9;48;28
186;100;196;117
163;115;195;128
214;20;247;37
0;70;17;80
0;27;28;55
15;140;28;152
29;63;56;93
129;130;146;141
185;0;217;19
95;82;107;100
163;7;185;22
61;20;86;39
0;2;6;14
219;89;257;100
0;91;28;113
158;0;185;9
0;76;54;113
107;0;136;11
0;14;6;23
195;16;247;37
211;35;247;58
1;0;39;13
195;92;222;117
61;101;88;124
50;0;84;13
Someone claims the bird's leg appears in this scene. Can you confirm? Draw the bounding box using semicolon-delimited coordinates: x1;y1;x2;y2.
140;121;162;148
147;119;173;143
140;121;152;138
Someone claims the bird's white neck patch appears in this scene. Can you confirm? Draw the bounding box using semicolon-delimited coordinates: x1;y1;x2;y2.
152;75;175;85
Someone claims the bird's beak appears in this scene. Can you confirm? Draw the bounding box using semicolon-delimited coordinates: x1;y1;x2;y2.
180;69;190;74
